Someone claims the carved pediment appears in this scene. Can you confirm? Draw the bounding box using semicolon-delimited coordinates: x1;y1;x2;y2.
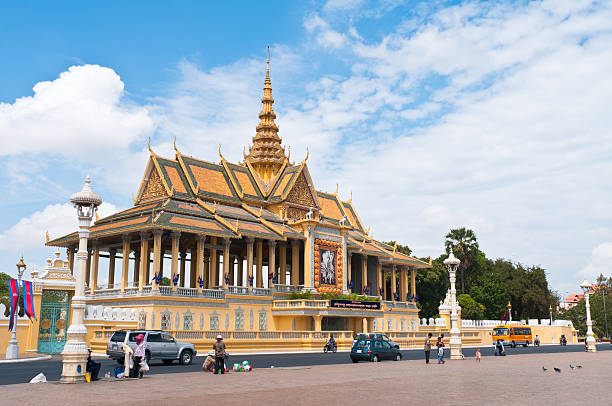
140;168;168;203
285;172;317;208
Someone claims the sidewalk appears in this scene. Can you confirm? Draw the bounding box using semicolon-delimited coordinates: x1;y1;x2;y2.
0;354;52;364
3;350;610;405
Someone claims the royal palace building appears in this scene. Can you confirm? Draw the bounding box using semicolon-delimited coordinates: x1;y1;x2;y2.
42;56;438;353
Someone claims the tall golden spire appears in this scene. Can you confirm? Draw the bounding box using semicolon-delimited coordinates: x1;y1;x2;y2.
245;46;287;183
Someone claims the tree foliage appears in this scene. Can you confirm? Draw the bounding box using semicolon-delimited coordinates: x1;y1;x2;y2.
560;284;612;338
445;228;479;294
458;294;485;320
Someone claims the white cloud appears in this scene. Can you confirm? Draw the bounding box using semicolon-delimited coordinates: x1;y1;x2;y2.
323;0;366;12
0;64;154;158
580;243;612;281
0;202;119;250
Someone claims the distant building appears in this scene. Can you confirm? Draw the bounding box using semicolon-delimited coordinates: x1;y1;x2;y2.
561;293;583;310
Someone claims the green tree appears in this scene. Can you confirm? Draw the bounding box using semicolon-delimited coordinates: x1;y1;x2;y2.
458;294;485;320
383;241;412;256
0;272;11;298
445;227;479;294
160;277;171;286
469;275;508;319
415;255;449;319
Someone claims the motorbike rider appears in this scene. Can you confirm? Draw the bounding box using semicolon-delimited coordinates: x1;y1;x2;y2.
326;333;336;350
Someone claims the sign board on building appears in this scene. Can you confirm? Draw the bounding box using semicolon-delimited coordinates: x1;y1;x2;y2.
329;299;381;310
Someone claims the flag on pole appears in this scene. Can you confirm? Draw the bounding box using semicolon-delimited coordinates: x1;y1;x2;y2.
22;280;36;321
8;279;19;331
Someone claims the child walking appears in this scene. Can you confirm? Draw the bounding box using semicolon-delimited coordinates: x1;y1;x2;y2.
475;348;481;363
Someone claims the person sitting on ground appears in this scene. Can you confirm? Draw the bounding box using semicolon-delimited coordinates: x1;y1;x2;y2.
86;348;101;381
495;339;505;356
203;351;216;372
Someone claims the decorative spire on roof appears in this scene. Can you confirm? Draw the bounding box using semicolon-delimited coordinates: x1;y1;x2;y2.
245;46;287;183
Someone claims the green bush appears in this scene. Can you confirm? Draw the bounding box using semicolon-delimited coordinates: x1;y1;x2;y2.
288;292;314;300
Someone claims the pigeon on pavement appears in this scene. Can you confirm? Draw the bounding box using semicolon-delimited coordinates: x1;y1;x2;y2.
569;364;575;369
542;367;548;371
577;365;583;369
554;368;561;373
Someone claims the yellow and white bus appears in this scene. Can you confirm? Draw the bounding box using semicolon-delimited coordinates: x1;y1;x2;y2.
492;325;533;347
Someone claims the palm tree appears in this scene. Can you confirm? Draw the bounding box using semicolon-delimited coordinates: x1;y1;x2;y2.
445;227;479;294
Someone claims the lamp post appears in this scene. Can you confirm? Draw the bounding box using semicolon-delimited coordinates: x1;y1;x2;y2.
580;279;597;353
5;257;26;359
549;304;554;344
602;288;608;340
443;249;462;360
61;176;102;383
508;301;512;322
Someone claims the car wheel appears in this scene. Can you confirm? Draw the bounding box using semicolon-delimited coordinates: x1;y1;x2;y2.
179;350;193;365
162;359;174;365
394;353;401;361
372;355;380;362
351;358;358;363
145;350;151;363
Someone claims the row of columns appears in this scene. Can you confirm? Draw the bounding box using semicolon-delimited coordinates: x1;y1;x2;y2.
77;231;303;294
347;252;417;302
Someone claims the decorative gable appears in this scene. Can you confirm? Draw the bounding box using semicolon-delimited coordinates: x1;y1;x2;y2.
286;172;317;208
139;165;169;204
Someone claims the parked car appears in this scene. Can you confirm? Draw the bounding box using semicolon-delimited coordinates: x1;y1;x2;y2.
353;333;400;349
351;336;402;363
106;330;196;365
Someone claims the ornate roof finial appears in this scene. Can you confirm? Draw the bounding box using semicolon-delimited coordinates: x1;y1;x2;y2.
244;47;287;183
218;144;226;162
45;231;50;243
335;183;339;196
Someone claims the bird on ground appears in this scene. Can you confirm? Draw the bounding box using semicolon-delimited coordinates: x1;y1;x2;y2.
577;365;583;369
553;368;561;373
542;367;548;371
569;364;575;369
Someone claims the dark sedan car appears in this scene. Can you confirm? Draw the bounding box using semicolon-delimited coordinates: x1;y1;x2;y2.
351;337;402;363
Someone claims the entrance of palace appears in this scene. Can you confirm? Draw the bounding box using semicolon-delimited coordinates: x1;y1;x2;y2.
37;290;71;354
321;317;346;331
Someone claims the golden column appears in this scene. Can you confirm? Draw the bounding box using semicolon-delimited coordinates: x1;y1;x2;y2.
391;265;397;301
347;252;352;293
399;267;406;302
246;238;255;290
268;241;276;289
189;247;197;288
85;248;91;290
152;230;163;291
138;232;149;291
133;248;140;287
222;238;231;289
209;236;218;289
89;244;100;294
179;250;186;287
108;249;116;288
170;231;180;292
291;240;300;287
237;256;244;287
376;260;383;299
121;235;130;293
196;235;205;292
411;268;416;299
256;240;263;288
279;244;287;285
361;255;368;295
67;247;75;275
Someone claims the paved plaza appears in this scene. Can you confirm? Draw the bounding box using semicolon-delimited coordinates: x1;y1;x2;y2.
2;350;609;405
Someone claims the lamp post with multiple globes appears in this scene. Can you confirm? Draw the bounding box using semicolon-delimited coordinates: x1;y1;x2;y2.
580;279;597;352
5;257;26;359
443;250;462;360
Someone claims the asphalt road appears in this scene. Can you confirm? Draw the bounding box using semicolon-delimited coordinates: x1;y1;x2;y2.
1;343;609;385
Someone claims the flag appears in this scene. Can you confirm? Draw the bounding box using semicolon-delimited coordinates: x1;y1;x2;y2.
500;311;509;323
22;280;36;321
8;279;19;331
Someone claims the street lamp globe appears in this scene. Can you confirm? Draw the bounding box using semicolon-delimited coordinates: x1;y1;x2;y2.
580;279;597;352
16;256;26;277
61;176;102;383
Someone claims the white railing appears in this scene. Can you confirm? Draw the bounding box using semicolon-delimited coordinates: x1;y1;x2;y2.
85;305;138;322
202;289;225;299
177;287;198;297
159;286;173;295
253;288;272;296
142;285;152;294
273;284;303;293
228;286;249;295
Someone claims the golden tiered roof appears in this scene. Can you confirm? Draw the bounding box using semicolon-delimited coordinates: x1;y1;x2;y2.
244;47;287;186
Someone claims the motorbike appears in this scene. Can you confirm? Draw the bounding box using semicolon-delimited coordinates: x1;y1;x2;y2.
323;340;337;353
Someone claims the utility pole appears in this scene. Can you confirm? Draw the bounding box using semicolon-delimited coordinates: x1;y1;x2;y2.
603;288;609;339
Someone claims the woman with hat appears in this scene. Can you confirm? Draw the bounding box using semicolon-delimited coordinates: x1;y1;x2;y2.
202;350;216;372
213;334;226;374
131;333;147;378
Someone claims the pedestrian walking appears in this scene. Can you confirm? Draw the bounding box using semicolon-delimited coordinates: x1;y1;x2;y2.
130;333;147;378
424;333;432;364
475;348;481;363
213;334;226;375
436;334;445;364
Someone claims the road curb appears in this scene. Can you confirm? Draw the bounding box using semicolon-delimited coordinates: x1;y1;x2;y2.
0;355;52;364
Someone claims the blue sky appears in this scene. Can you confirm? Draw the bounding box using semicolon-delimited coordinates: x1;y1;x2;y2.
1;0;611;298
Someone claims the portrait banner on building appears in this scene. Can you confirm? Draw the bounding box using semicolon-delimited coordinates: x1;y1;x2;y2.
7;279;19;331
313;238;343;293
22;280;36;321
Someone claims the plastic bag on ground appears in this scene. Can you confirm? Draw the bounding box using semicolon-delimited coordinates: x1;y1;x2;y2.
29;373;47;383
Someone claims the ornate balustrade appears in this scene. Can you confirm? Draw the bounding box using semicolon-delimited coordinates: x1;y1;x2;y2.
228;286;249;295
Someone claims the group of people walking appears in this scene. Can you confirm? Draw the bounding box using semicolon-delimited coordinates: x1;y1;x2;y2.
424;333;446;364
